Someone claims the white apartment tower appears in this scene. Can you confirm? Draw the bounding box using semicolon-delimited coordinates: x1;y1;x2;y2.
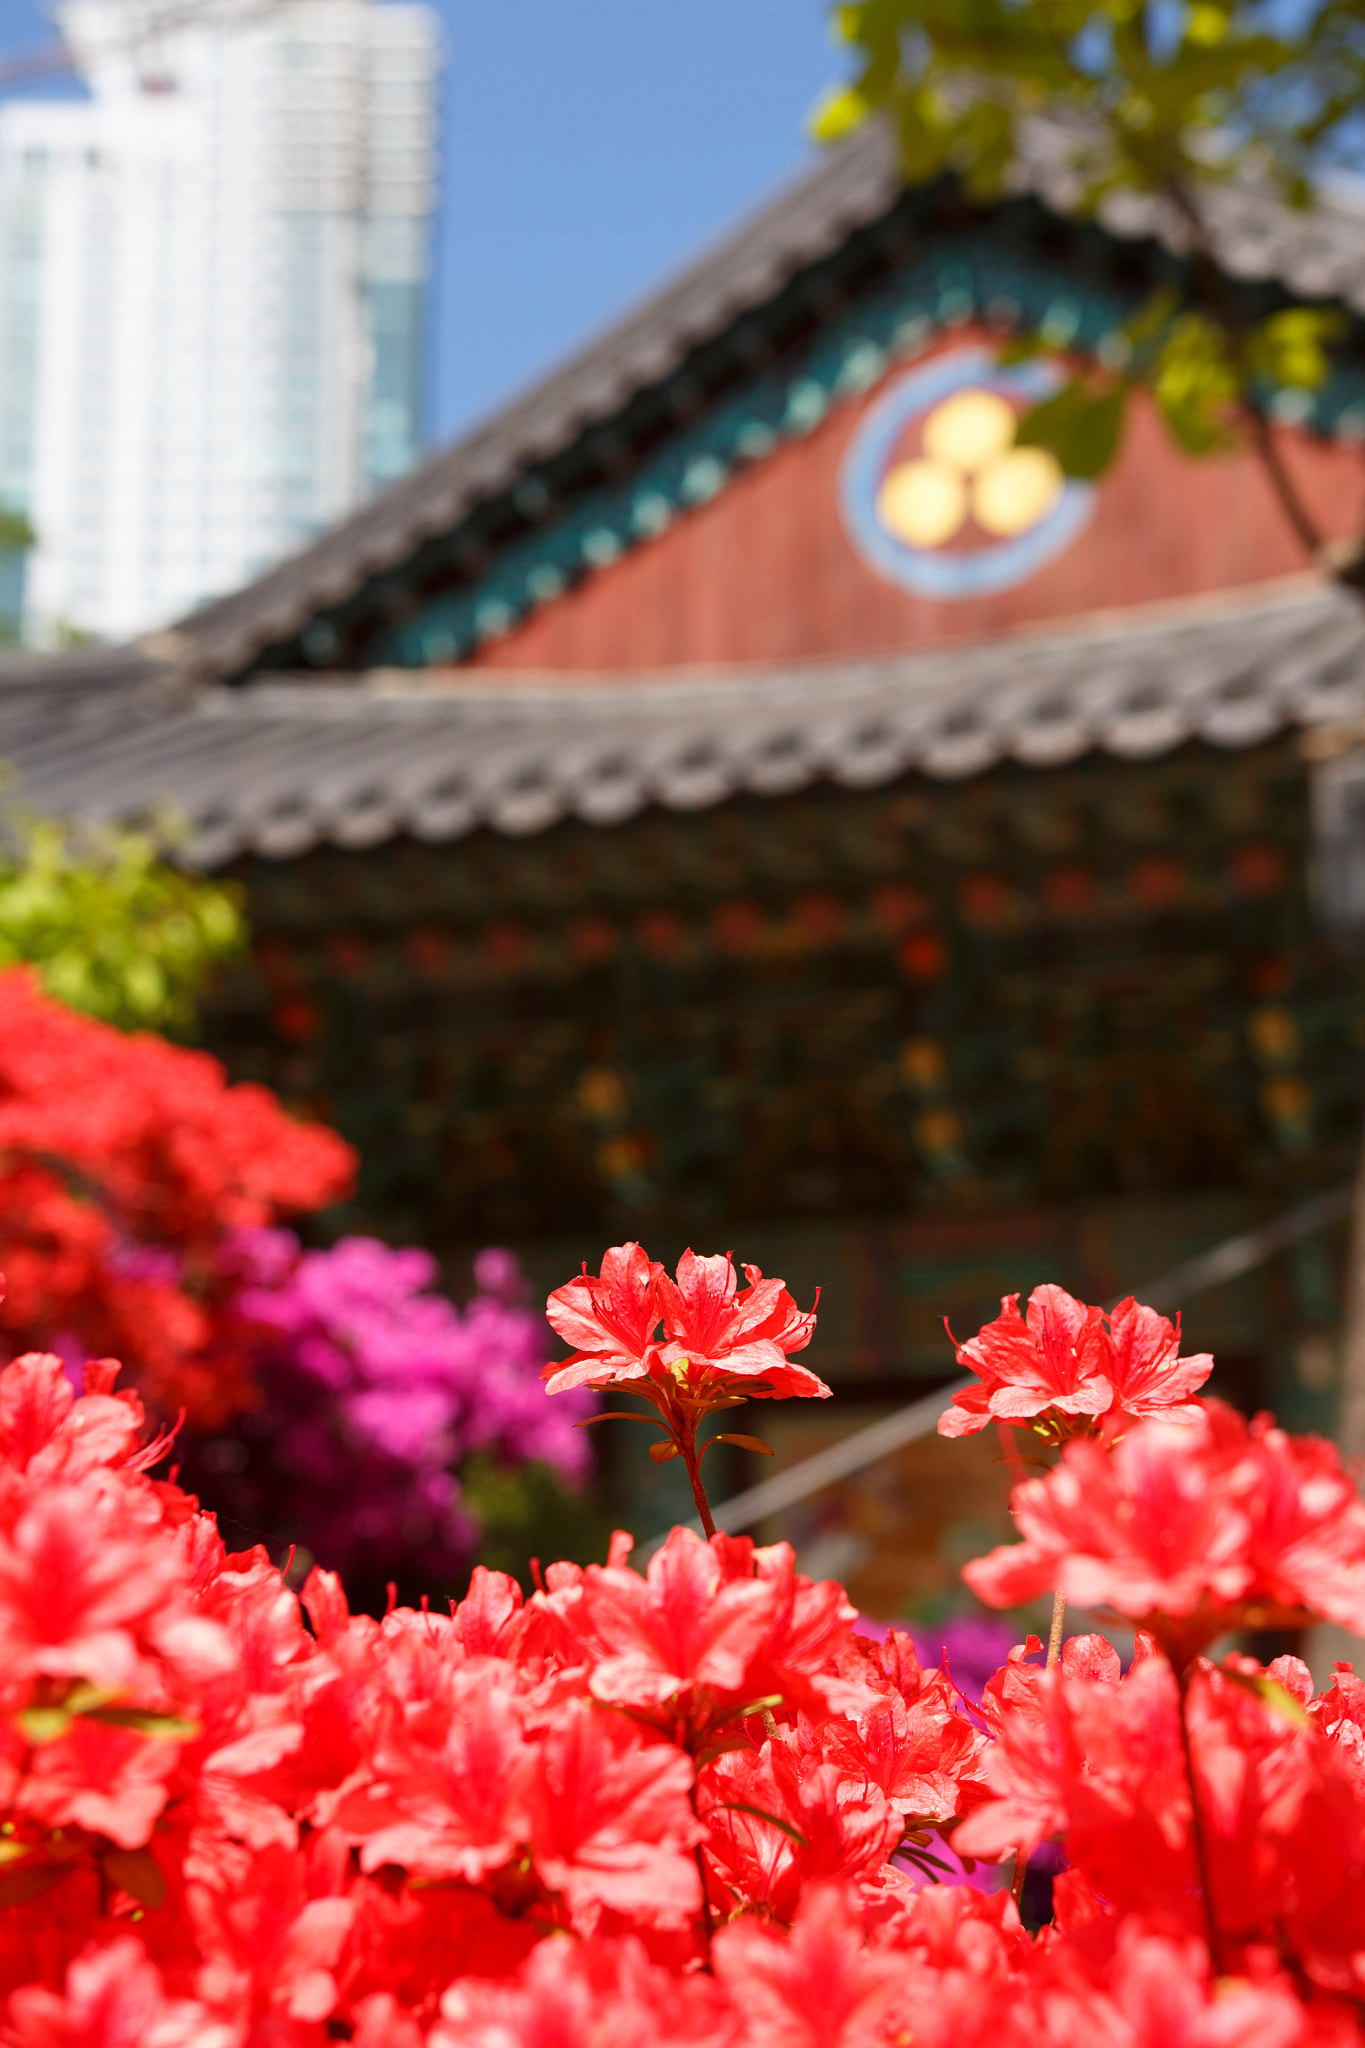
0;0;438;645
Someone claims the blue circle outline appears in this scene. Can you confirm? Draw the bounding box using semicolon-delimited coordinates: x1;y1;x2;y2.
840;346;1095;599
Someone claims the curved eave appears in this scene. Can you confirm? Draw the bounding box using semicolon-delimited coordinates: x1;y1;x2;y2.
4;582;1359;866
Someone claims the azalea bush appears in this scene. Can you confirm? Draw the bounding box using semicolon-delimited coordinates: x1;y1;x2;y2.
0;969;353;1424
184;1232;595;1594
2;1236;1365;2039
2;1239;1365;2045
0;969;594;1589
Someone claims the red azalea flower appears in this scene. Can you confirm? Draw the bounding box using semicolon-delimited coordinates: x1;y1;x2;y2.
939;1285;1112;1439
1;1938;232;2048
572;1525;782;1724
542;1245;826;1537
963;1401;1365;1661
1103;1297;1213;1423
654;1251;823;1399
701;1727;902;1925
713;1882;907;2048
542;1241;665;1395
962;1405;1254;1642
940;1288;1216;1442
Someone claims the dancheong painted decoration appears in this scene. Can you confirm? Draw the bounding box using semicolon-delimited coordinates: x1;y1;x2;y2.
840;346;1095;597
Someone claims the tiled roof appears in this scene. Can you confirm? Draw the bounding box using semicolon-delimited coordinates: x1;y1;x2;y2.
2;581;1358;864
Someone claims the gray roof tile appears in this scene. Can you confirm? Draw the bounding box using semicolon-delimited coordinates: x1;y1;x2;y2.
1;581;1355;863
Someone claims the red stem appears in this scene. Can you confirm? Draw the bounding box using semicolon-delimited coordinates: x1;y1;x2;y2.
680;1431;717;1539
686;1747;715;1962
1174;1658;1225;1973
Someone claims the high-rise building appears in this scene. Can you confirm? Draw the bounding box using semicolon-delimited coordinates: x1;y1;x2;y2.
0;0;438;645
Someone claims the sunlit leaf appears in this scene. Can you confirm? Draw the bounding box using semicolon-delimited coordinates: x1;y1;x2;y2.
16;1707;71;1746
809;82;872;143
1217;1664;1309;1725
87;1707;201;1740
1247;308;1344;392
1016;381;1127;478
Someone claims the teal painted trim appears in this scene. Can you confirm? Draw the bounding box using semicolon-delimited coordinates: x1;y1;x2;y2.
377;228;1365;669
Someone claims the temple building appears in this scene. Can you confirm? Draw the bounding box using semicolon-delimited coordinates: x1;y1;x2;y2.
5;124;1365;1603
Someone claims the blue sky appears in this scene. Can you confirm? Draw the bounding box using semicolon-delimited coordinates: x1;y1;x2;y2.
0;2;840;448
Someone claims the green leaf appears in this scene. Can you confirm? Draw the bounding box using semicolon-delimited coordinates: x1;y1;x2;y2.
86;1707;200;1740
809;82;872;143
16;1707;71;1746
100;1846;167;1909
1150;312;1241;453
1216;1664;1309;1725
1184;4;1230;47
1016;381;1127;479
810;0;1365;293
1123;285;1180;359
713;1800;809;1848
1246;308;1344;393
897;1844;956;1875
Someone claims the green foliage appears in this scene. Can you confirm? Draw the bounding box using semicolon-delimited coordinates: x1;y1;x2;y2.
462;1455;614;1595
818;0;1364;535
0;807;244;1032
818;0;1362;214
1007;293;1341;478
1015;377;1127;475
1245;306;1345;394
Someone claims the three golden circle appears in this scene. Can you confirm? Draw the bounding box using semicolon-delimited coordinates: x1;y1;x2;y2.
874;387;1065;550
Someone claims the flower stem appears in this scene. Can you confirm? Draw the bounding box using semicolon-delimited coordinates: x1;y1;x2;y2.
676;1422;717;1539
1046;1589;1067;1669
686;1764;715;1963
1174;1659;1225;1972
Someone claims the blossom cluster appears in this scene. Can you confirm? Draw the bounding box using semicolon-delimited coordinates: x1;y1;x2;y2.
939;1283;1213;1440
197;1232;593;1581
0;970;353;1424
6;1239;1365;2048
544;1243;824;1530
6;1327;1365;2045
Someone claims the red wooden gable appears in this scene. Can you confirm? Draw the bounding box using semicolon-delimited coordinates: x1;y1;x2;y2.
468;330;1355;675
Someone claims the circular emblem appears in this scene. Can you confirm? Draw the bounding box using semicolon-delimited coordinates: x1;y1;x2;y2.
840;347;1095;599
